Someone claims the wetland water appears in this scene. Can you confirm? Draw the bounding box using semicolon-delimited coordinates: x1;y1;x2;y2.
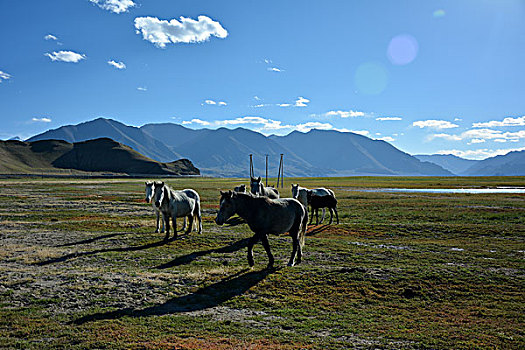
358;187;525;194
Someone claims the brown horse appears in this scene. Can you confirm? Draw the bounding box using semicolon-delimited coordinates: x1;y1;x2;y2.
215;191;307;268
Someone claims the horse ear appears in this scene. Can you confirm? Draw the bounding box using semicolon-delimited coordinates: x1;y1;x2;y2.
257;176;261;181
220;190;226;196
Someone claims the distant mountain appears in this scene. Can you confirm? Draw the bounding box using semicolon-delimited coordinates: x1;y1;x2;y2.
415;154;478;175
270;130;452;176
0;138;199;176
28;118;181;162
462;150;525;176
25;118;455;177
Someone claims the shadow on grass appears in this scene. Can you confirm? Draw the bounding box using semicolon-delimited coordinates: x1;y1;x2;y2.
34;235;183;266
307;224;330;236
73;267;278;325
54;232;133;247
155;237;251;269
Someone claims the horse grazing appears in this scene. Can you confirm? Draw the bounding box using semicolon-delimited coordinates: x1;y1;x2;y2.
250;176;279;199
233;184;246;193
145;181;164;233
291;184;335;224
153;182;202;240
215;191;308;267
307;191;339;225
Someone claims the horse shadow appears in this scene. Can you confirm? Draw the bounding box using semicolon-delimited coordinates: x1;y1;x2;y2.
35;235;179;266
155;237;251;269
55;232;133;247
72;267;278;325
306;224;330;236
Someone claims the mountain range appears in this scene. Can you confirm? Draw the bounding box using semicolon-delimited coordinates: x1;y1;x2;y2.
0;138;199;176
19;117;525;176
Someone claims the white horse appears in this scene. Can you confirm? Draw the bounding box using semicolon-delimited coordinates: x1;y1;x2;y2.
145;181;164;233
291;184;335;224
250;176;279;199
152;182;202;240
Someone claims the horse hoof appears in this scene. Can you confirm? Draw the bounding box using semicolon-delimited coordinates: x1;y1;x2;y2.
287;261;295;267
155;229;159;233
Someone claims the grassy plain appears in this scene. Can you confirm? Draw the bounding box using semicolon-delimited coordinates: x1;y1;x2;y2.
0;176;523;349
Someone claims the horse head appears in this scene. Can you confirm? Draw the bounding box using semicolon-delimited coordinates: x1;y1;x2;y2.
250;176;262;196
215;190;237;225
152;181;165;208
145;181;154;203
291;184;299;198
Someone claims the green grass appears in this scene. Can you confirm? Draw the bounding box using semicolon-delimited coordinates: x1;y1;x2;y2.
0;177;523;349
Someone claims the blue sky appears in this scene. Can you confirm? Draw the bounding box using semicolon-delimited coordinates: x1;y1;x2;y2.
0;0;524;159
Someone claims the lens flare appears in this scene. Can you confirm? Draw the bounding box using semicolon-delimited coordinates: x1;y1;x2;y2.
354;62;388;95
387;34;419;65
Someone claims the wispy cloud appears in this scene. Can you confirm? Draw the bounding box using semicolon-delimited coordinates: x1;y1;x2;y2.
267;67;284;72
45;50;86;63
294;96;310;107
202;99;227;106
182;118;210;126
44;34;58;41
433;9;446;18
376;116;402;121
429;133;462;141
89;0;136;14
137;86;147;91
413;119;459;129
377;136;395;142
323;110;366;118
134;15;228;48
32;117;52;123
472;116;525;128
0;70;12;82
107;60;126;69
296;122;333;132
437;147;525;160
350;130;371;137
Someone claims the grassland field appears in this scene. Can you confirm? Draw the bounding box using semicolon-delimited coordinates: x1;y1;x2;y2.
0;176;523;349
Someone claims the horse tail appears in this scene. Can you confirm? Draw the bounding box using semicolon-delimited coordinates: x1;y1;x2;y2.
299;205;308;248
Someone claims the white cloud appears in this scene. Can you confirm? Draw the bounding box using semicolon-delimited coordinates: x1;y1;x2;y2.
134;15;228;48
32;117;52;123
437;147;525;160
462;128;525;142
264;58;272;64
429;133;462;141
45;51;86;63
294;96;310;107
267;67;283;72
413;119;459;129
468;139;486;144
254;96;261;101
203;99;227;106
89;0;136;14
137;87;147;91
376;136;395;142
278;103;291;107
182;118;211;126
324;110;366;118
351;130;371;137
44;34;58;41
376;116;402;121
0;70;12;82
107;60;126;69
494;139;507;143
472;116;525;128
296;122;333;133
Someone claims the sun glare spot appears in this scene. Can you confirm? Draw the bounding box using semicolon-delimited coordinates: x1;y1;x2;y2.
387;34;419;65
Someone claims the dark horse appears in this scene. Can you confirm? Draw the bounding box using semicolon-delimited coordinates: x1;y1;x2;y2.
215;191;308;267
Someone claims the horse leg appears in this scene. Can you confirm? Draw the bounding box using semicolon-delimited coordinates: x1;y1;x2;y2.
319;208;326;224
328;208;334;224
185;215;193;234
315;208;319;225
288;235;299;267
247;234;259;267
260;234;275;268
196;201;202;234
163;213;170;241
308;206;314;224
160;210;165;233
334;207;339;224
155;210;160;233
171;215;178;240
